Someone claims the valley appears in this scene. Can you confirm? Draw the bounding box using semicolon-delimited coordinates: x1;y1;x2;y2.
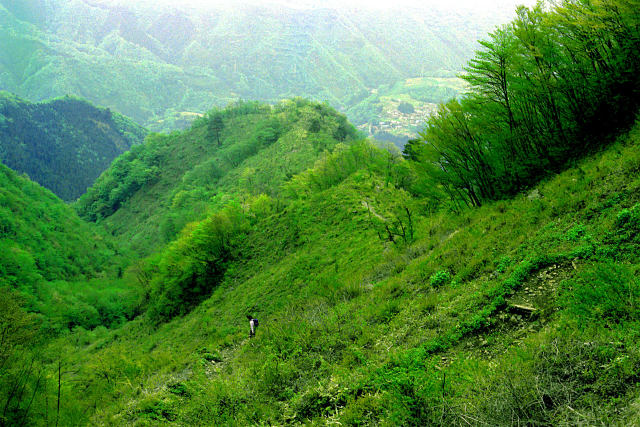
1;0;640;425
0;0;513;139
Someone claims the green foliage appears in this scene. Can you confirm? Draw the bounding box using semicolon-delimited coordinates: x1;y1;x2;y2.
0;287;41;426
0;92;146;201
33;279;143;332
412;0;640;208
207;112;224;146
471;334;640;425
0;162;138;339
0;163;124;285
429;269;451;288
147;205;247;322
167;382;189;396
137;398;176;421
76;137;162;221
495;255;511;274
562;263;640;328
77;99;357;255
5;2;640;423
0;1;504;131
13;116;640;426
565;223;589;242
613;203;640;243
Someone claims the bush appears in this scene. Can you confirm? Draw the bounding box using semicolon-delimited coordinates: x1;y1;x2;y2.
473;335;640;425
147;205;246;322
611;204;640;249
202;351;223;363
137;398;176;421
167;381;189;396
429;270;451;288
495;255;512;274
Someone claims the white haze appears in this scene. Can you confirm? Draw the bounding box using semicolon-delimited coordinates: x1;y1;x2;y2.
98;0;538;12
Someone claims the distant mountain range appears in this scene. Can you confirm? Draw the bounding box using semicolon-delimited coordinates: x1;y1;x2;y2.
0;0;521;132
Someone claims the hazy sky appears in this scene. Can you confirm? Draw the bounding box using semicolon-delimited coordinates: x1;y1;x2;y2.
106;0;538;11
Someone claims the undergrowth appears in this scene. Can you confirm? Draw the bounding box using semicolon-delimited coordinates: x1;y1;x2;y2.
20;117;640;426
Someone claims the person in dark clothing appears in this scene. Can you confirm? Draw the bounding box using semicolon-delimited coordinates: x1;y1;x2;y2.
247;315;259;338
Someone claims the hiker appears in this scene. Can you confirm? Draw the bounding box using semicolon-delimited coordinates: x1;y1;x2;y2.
247;315;259;338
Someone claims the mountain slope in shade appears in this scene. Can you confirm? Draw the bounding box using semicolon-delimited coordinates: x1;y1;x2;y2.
0;92;146;201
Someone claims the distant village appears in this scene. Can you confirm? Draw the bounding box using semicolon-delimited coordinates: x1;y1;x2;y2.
358;102;439;138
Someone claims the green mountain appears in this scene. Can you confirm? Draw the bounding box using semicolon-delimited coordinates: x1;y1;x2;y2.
25;115;640;425
2;0;640;425
76;99;358;255
0;92;146;201
0;162;113;288
0;162;136;329
0;0;519;133
0;162;142;424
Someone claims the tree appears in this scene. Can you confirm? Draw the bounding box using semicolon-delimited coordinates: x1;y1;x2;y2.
208;113;224;147
398;102;415;114
410;0;640;208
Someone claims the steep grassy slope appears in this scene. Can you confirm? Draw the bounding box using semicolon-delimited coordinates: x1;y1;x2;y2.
33;117;640;425
0;92;146;201
0;0;522;131
76;99;358;255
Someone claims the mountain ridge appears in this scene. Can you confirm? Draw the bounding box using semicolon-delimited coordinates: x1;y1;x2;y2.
1;0;640;425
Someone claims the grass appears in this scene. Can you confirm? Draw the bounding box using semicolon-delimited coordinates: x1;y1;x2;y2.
25;117;640;425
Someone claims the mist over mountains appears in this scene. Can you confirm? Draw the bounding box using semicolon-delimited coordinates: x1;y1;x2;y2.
0;0;525;132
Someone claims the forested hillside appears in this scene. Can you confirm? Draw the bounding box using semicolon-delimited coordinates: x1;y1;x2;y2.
2;0;640;425
0;92;146;200
0;163;143;424
408;0;640;207
76;99;358;255
0;162;136;329
0;0;521;132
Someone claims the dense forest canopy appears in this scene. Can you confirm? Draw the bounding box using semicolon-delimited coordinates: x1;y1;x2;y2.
0;92;146;200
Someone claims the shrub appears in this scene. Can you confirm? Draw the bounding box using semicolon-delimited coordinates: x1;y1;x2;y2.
202;351;223;363
496;255;512;274
137;398;176;421
429;270;451;288
167;381;189;396
147;205;246;322
613;204;640;244
473;335;640;425
565;224;588;242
